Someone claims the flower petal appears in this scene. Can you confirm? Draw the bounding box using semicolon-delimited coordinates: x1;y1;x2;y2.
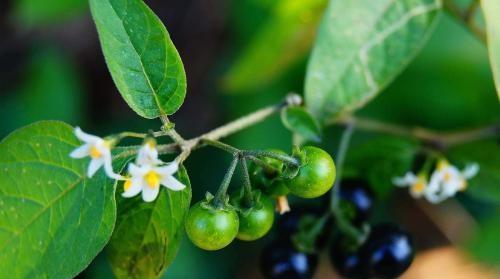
142;185;160;202
161;175;186;191
128;163;147;177
462;163;479;179
156;162;179;176
103;157;123;180
122;179;143;198
87;158;104;178
392;172;417;187
424;191;445;204
74;127;101;143
70;144;90;158
136;144;162;166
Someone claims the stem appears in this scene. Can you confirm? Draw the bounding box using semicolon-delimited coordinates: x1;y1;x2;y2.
199;105;283;142
243;150;300;166
201;139;240;155
330;123;366;243
338;116;499;149
240;158;254;207
443;0;486;43
160;115;186;144
464;0;480;21
214;156;240;207
114;97;498;161
246;155;280;174
117;130;169;139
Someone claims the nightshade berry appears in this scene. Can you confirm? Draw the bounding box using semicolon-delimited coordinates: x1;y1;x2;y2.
260;240;318;279
185;201;239;251
362;223;414;279
285;146;336;198
329;235;368;279
338;179;374;226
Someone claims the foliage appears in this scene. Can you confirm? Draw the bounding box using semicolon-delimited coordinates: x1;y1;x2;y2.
0;0;499;277
280;106;322;142
482;0;500;99
223;0;326;92
89;0;186;119
0;47;83;137
107;166;191;279
0;121;125;278
305;0;441;124
13;0;87;27
345;137;420;198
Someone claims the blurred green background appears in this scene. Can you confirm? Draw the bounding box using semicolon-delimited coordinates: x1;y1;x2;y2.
0;0;499;278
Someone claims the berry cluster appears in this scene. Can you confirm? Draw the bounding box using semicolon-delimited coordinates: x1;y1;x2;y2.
185;146;336;250
261;179;415;279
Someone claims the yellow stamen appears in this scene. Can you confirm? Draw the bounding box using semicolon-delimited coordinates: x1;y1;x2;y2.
412;181;426;193
459;180;467;191
443;172;451;182
147;141;156;148
89;146;102;159
145;171;161;189
124;179;132;191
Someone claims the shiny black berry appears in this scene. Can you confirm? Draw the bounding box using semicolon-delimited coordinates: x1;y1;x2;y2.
260;240;318;279
338;179;374;227
329;236;368;279
363;223;414;279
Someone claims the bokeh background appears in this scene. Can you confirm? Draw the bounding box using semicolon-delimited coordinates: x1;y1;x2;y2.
0;0;499;278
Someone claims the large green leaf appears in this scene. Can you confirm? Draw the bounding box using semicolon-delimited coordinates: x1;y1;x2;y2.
13;0;86;26
447;140;500;204
89;0;186;119
223;0;327;93
344;136;420;198
107;166;192;279
305;0;441;124
0;121;123;278
482;0;500;100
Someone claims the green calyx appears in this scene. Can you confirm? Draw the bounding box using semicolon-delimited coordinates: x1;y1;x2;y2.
202;191;234;212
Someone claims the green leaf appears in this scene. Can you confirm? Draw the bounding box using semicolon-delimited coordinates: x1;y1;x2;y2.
345;136;420;198
482;0;500;100
305;0;441;124
89;0;187;119
107;166;192;279
13;0;87;27
223;0;327;93
0;121;123;278
447;140;500;204
280;106;322;142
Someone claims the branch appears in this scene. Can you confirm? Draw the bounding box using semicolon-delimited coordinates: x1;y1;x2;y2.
443;0;486;44
339;116;499;149
114;93;301;160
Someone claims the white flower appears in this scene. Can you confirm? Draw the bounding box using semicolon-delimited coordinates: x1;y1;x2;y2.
136;140;162;166
70;127;122;179
424;160;479;204
122;162;185;202
392;172;428;198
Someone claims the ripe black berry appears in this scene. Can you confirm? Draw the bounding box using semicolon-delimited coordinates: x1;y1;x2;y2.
339;179;374;226
260;240;318;279
329;236;368;279
363;223;414;279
